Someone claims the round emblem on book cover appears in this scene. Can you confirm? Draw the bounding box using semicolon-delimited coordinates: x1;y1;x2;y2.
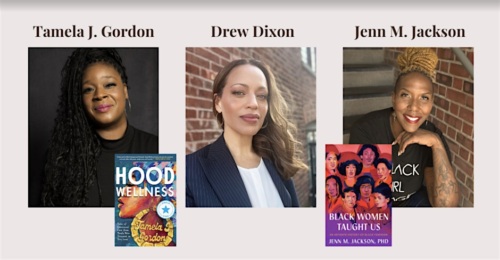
157;200;175;220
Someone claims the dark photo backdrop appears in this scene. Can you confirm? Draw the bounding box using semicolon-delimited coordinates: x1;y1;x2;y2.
28;48;159;207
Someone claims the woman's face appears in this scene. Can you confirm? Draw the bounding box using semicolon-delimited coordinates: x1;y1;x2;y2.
359;183;372;200
373;192;390;208
392;72;434;133
325;152;338;173
81;63;128;130
118;182;153;218
215;64;269;138
346;164;357;178
360;148;376;166
343;191;357;209
326;178;339;198
377;162;390;181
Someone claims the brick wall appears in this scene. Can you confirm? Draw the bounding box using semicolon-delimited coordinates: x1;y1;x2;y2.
385;47;474;207
185;47;317;207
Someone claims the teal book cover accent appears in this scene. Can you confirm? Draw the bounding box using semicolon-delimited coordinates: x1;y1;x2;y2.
114;154;176;246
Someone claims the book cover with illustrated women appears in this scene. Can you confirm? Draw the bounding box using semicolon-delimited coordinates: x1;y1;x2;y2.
325;144;392;246
114;154;176;246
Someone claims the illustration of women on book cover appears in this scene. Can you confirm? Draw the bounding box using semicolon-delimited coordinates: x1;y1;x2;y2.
325;144;392;246
114;154;176;246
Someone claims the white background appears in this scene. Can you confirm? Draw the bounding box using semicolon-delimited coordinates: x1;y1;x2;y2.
1;2;499;260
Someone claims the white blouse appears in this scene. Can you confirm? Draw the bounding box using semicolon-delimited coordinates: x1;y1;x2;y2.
237;159;284;208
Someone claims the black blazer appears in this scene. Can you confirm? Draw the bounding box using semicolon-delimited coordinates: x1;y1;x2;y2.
186;135;299;207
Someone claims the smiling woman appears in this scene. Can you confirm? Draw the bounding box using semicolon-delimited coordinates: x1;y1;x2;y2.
35;48;158;207
349;48;459;207
186;59;308;208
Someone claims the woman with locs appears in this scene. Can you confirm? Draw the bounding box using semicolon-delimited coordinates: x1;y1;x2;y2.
41;48;158;207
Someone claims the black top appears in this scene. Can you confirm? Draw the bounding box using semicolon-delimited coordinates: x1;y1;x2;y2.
349;108;451;207
87;125;158;207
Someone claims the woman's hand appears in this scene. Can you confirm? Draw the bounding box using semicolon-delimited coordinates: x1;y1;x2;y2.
392;129;440;156
393;128;459;207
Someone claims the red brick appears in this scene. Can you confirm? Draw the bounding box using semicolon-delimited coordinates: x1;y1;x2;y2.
459;146;469;161
469;153;474;165
454;156;473;177
456;170;466;183
435;94;450;111
204;130;222;141
446;127;457;140
200;68;216;81
446;88;466;104
186;131;203;142
456;132;473;152
190;76;203;87
193;48;221;64
436;73;452;87
439;60;449;73
186;86;199;96
436;108;444;120
437;48;454;60
465;95;473;109
462;123;473;137
459;106;474;124
186;119;215;130
186;52;210;68
463;81;473;94
210;48;231;60
198;110;214;119
186;108;196;118
203;80;213;90
447;140;459;155
444;113;463;130
434;120;447;134
186;97;212;109
186;63;200;75
438;85;446;96
211;63;223;74
450;63;470;78
197;88;213;100
465;176;474;191
452;78;463;91
449;102;459;116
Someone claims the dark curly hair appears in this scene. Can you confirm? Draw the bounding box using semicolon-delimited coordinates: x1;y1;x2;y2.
338;159;362;176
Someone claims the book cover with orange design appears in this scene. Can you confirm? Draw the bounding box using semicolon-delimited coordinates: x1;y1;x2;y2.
114;154;176;246
325;144;392;246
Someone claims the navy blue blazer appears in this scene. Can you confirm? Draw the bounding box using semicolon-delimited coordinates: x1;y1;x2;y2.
186;135;299;207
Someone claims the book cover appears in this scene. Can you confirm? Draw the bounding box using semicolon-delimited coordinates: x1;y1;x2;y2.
325;144;392;246
114;154;176;247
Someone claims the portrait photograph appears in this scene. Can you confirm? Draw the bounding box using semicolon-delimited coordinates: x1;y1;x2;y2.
185;47;317;207
28;48;159;207
343;47;474;207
